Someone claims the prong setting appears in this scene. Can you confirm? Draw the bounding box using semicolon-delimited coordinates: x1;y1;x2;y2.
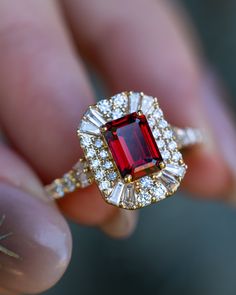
124;174;133;183
137;110;143;116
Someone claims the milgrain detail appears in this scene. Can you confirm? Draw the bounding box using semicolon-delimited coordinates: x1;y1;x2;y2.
0;215;20;260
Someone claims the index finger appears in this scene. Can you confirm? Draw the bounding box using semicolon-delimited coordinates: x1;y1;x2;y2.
61;0;235;197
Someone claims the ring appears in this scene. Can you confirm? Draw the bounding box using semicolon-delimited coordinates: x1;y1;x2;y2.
45;92;203;210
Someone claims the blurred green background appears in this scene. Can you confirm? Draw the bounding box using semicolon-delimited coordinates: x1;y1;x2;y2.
43;1;236;294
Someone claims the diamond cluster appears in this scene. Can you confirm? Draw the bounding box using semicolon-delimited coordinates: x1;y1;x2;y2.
78;92;187;209
80;133;118;194
146;105;183;164
97;93;128;120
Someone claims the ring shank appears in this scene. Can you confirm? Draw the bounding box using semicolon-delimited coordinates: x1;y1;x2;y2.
173;127;203;149
45;127;203;199
45;159;93;199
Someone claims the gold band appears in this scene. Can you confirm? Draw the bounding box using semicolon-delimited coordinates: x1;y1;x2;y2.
45;158;92;199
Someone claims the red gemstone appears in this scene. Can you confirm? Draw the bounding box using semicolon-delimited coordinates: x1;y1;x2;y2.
104;112;163;180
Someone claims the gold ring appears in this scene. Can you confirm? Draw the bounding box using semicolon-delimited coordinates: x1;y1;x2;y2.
45;92;203;210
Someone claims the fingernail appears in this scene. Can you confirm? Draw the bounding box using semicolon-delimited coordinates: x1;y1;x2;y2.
201;71;236;194
100;210;138;239
0;183;72;294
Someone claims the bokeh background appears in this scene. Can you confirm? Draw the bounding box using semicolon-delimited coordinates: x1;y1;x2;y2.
44;1;236;294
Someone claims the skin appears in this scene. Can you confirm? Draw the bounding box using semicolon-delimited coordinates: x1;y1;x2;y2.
0;0;235;293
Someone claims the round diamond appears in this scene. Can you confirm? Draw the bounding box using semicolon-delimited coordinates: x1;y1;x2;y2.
137;192;152;206
103;161;113;169
152;184;167;200
153;128;161;138
97;99;110;114
63;175;76;192
95;139;103;148
140;176;153;189
168;141;177;150
153;109;163;119
78;172;91;188
91;159;100;169
80;136;92;147
157;139;165;149
158;119;168;128
112;109;124;119
86;149;96;158
99;180;110;191
148;117;156;127
108;171;117;181
55;183;64;197
95;170;105;180
162;150;171;160
113;94;127;107
163;129;173;139
100;150;108;159
172;151;182;162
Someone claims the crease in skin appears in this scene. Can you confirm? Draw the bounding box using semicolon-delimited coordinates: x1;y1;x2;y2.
0;214;20;260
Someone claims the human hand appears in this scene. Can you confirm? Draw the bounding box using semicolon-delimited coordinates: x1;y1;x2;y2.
0;0;235;294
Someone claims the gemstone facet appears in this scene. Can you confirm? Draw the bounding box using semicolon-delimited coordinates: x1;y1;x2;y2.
103;112;163;180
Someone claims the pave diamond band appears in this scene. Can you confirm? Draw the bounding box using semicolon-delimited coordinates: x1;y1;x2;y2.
173;127;203;149
45;92;203;210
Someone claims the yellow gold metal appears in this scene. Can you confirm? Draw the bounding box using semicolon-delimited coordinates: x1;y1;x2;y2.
100;126;108;133
152;174;158;180
159;162;166;169
137;110;143;116
124;174;133;183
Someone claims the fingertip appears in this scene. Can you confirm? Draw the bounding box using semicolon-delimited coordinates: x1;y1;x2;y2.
100;210;138;239
0;183;72;294
183;147;233;198
58;184;118;226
